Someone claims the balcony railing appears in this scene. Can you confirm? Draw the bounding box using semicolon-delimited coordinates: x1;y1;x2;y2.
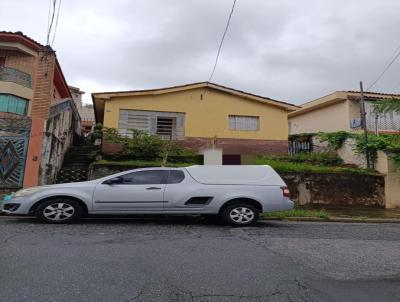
0;67;32;88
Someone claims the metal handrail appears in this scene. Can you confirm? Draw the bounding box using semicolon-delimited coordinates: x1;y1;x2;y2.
0;67;32;88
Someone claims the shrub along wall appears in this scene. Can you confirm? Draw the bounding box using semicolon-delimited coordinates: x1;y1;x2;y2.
281;172;385;207
89;163;386;208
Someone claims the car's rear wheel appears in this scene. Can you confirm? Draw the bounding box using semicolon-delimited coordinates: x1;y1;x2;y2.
221;203;259;226
36;199;83;224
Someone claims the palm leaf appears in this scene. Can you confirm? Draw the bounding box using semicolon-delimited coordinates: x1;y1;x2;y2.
373;98;400;113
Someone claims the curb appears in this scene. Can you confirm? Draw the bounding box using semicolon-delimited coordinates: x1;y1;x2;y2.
259;217;400;223
1;212;400;224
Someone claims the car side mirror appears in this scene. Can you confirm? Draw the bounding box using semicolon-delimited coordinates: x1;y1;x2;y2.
103;177;123;185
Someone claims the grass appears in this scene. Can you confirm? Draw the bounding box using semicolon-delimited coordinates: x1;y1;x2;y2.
253;158;377;175
262;208;330;219
94;159;195;168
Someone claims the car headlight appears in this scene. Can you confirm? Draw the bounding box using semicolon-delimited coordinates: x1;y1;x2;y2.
14;187;43;197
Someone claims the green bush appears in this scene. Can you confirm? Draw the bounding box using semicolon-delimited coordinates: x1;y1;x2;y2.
94;159;194;168
256;152;343;166
109;128;163;161
318;131;351;150
353;133;400;166
92;123;103;140
102;127;200;164
285;152;343;166
253;157;374;174
262;208;330;219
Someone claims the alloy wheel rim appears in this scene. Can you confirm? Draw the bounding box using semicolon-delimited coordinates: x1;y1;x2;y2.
43;203;75;221
229;207;255;224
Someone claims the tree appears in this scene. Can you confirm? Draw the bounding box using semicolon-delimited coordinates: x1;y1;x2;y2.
373;98;400;113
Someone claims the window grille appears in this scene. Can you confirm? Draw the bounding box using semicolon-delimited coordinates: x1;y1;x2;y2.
118;110;185;139
156;117;176;139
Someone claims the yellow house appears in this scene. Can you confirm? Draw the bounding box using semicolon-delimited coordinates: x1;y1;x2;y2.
92;82;298;164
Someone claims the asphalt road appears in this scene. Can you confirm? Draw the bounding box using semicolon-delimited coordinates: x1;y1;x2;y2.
1;216;400;302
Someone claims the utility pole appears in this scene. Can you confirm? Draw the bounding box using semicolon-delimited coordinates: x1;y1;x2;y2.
359;81;370;169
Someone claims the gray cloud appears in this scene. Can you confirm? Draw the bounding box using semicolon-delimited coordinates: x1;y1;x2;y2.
1;0;400;104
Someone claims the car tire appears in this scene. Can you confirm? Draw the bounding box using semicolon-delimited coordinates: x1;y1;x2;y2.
221;203;259;226
35;199;83;224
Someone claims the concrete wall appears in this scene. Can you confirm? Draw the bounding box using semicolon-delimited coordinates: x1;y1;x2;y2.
203;149;222;165
39;102;81;185
280;172;385;207
375;151;400;208
336;138;367;168
311;137;400;208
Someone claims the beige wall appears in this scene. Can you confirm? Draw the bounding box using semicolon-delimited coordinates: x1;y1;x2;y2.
103;87;289;140
376;151;400;209
0;81;32;100
289;100;350;134
348;99;360;120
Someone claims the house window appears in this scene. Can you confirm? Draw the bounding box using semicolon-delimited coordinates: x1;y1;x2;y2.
0;57;5;68
157;116;176;139
229;115;259;131
118;110;185;140
118;170;169;185
0;94;28;115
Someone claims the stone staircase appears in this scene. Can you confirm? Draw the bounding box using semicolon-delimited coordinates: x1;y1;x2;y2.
55;144;98;183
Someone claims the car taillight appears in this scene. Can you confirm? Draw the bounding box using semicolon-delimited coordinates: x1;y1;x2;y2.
281;186;290;198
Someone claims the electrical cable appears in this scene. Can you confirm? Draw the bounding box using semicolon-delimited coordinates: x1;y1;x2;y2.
46;0;57;46
51;0;62;46
207;0;237;83
367;42;400;91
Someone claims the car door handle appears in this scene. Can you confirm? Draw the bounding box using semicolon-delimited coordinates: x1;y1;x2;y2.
146;187;162;190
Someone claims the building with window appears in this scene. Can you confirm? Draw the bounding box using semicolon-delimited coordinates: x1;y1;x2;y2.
92;82;298;164
69;86;95;134
288;91;400;135
0;31;81;191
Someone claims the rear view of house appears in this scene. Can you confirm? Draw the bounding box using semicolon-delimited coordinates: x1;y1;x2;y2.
92;82;298;164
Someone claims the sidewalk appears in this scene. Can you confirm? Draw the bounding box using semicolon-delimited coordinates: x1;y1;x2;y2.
261;206;400;223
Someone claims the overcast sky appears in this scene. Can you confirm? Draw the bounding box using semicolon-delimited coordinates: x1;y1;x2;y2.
1;0;400;104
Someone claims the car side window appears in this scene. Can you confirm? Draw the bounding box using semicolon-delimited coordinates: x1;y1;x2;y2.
167;170;185;184
120;170;168;185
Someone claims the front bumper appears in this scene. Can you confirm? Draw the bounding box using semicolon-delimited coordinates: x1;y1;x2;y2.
1;196;33;215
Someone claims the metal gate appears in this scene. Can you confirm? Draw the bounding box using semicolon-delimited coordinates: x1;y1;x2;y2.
0;117;31;189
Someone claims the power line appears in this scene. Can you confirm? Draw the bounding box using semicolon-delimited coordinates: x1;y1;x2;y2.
367;42;400;91
47;0;52;33
46;0;57;45
207;0;237;83
51;0;62;46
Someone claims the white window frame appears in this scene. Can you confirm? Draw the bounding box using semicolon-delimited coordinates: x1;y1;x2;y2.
229;115;260;131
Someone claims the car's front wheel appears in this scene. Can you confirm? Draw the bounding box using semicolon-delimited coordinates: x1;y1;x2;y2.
221;203;259;226
35;199;83;224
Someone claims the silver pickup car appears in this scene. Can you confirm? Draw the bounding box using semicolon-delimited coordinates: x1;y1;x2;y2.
1;165;294;226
